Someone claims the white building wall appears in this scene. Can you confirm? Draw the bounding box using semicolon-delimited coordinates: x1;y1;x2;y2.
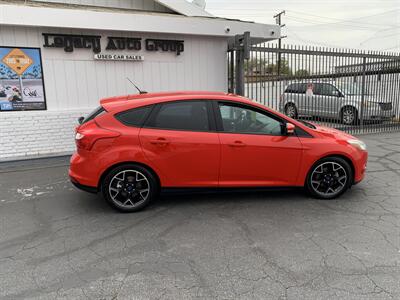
30;0;174;13
0;25;228;160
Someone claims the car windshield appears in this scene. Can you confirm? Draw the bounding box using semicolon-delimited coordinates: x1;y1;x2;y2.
337;83;369;96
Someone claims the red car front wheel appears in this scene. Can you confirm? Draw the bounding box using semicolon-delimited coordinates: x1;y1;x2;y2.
306;157;353;199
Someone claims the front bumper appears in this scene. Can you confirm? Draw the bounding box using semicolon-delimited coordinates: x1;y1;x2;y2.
353;151;368;184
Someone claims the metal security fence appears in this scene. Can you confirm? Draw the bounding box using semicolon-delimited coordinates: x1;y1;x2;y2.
228;42;400;135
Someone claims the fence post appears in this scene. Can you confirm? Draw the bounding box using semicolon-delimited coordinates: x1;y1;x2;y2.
228;51;235;93
235;47;244;95
233;32;251;96
360;56;367;130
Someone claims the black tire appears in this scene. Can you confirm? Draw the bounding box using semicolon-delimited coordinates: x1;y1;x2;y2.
101;164;159;212
341;106;358;125
305;157;353;200
285;103;298;119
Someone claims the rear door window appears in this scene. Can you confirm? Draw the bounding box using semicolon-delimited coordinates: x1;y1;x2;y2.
315;83;339;96
146;101;210;132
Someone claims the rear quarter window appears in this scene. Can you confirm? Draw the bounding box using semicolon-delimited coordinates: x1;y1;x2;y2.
115;105;153;127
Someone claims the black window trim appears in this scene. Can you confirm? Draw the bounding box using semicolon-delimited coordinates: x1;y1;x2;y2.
114;104;155;128
143;100;217;133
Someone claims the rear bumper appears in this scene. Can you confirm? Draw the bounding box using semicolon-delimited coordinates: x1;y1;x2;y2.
69;151;100;191
70;176;98;194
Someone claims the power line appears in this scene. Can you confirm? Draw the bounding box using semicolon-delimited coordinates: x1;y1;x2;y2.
285;15;396;31
285;8;400;27
285;28;345;48
382;45;400;51
210;9;399;30
360;31;400;45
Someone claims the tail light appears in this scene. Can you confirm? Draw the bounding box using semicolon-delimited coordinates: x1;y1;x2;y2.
75;122;120;151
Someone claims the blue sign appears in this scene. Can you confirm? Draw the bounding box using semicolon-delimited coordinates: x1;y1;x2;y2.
0;47;46;111
0;101;13;110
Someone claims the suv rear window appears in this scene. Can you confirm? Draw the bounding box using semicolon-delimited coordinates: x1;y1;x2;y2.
81;106;106;124
115;105;153;127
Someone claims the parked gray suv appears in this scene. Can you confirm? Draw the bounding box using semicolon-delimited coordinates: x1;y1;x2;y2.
280;82;394;125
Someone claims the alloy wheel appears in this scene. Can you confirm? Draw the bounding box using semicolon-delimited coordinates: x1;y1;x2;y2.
285;104;297;118
342;108;355;125
108;170;150;209
310;162;348;197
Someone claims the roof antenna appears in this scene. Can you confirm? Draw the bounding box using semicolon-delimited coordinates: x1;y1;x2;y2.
126;77;147;94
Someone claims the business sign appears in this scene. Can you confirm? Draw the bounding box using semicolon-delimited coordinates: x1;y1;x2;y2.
0;47;46;111
43;34;185;56
94;54;144;61
2;49;33;75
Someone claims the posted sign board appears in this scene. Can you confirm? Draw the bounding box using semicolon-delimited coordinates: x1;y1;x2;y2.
0;47;46;111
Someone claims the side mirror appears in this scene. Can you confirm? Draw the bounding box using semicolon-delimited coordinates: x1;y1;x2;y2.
286;123;295;135
78;116;84;124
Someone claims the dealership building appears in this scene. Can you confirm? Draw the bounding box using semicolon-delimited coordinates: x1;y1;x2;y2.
0;0;279;160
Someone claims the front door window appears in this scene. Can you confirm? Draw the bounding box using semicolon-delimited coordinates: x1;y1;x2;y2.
219;103;283;136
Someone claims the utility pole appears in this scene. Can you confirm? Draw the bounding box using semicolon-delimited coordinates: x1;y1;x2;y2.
274;10;286;77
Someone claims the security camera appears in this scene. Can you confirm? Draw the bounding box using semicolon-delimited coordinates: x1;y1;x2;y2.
225;27;231;33
270;30;275;36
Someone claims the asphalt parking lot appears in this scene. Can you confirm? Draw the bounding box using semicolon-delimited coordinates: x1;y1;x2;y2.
0;132;399;300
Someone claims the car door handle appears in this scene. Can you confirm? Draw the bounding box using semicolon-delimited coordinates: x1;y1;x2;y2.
228;141;246;147
150;138;170;146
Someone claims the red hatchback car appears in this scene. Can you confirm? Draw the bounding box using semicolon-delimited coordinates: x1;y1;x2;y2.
69;91;368;212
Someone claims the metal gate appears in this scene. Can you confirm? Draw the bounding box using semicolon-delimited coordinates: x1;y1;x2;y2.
228;40;400;135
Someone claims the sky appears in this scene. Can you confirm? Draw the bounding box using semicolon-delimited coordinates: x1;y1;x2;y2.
203;0;400;52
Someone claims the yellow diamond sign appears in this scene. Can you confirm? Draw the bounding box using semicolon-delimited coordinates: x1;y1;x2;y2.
2;48;33;76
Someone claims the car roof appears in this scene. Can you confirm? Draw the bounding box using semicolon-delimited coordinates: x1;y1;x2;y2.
100;91;226;104
100;91;248;112
98;90;316;136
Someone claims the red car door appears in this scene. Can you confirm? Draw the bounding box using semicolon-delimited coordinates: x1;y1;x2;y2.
140;100;220;187
216;102;303;187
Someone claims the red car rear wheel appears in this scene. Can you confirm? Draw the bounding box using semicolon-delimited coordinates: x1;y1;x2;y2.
101;164;159;212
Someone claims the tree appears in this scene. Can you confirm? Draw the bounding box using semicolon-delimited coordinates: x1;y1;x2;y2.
265;59;292;76
243;58;293;76
295;69;310;77
244;58;268;74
